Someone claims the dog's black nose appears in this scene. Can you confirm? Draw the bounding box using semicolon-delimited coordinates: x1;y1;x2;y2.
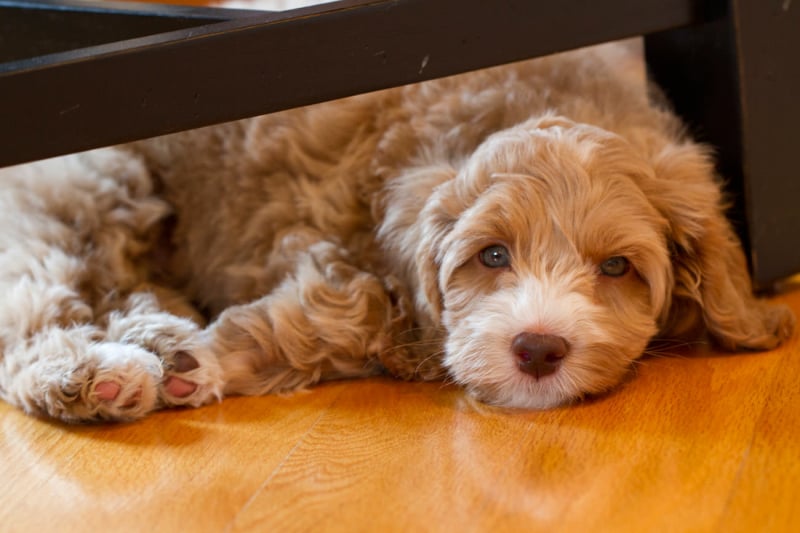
512;332;568;379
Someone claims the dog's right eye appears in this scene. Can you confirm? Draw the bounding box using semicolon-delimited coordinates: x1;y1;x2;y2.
478;245;511;268
599;256;631;277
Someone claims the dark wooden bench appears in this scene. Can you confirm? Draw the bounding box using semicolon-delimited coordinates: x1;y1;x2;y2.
1;0;797;288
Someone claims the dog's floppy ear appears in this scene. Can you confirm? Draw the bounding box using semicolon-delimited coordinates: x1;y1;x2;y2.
411;177;461;326
645;142;794;350
375;160;459;328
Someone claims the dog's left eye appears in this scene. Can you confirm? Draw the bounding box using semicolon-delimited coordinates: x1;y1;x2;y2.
599;256;630;277
478;245;511;268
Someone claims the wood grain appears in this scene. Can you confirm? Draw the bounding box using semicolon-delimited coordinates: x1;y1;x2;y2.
2;287;799;532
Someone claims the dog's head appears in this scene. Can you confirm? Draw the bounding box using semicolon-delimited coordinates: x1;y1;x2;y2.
387;115;793;408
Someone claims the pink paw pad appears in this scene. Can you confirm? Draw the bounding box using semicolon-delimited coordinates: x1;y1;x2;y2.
164;376;197;397
94;381;121;401
93;381;142;408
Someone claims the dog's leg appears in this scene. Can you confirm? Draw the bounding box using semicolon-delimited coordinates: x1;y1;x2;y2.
1;287;223;423
203;241;408;396
1;328;163;423
0;249;170;422
0;149;221;422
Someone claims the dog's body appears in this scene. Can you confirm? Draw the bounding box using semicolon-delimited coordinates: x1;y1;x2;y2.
0;43;793;422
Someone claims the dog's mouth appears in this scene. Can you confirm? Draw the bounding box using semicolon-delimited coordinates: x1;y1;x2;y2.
445;336;640;411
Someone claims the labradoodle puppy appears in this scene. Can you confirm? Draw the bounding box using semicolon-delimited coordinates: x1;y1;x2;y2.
0;43;793;423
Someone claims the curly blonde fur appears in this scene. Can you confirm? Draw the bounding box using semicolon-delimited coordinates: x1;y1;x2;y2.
0;42;793;422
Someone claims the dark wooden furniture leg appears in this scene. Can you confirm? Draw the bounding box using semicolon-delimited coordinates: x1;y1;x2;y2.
645;0;800;289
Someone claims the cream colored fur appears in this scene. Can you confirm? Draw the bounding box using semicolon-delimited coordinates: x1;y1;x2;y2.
0;42;793;422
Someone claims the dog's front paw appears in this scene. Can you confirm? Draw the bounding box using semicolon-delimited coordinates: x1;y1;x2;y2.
83;343;162;421
22;338;163;423
105;307;225;410
29;336;222;422
158;343;224;408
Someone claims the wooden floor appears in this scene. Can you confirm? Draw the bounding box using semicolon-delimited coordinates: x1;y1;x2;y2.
1;280;799;532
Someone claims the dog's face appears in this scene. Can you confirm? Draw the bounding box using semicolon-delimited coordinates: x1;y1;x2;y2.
385;114;791;409
420;118;672;408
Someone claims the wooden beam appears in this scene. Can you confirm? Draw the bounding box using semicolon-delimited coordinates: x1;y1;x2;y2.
0;0;716;167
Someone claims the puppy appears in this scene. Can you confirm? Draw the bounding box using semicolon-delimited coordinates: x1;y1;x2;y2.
0;43;793;423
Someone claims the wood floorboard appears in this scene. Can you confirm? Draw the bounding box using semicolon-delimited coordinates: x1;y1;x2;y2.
2;287;799;532
715;296;800;533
